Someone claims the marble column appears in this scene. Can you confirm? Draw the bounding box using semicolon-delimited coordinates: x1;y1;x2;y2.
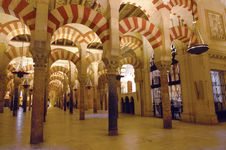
135;69;142;115
0;73;7;113
28;89;33;111
22;84;29;113
63;93;67;111
156;61;172;129
79;76;86;120
78;43;88;120
12;77;21;116
44;70;49;122
30;0;49;144
92;63;99;113
69;89;73;114
141;35;154;117
105;58;119;136
30;54;48;144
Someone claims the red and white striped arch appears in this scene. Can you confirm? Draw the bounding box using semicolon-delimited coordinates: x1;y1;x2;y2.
120;2;150;20
84;31;101;44
120;35;142;50
170;25;197;45
1;20;31;42
152;0;198;20
47;4;109;43
5;45;32;60
51;26;101;46
51;26;84;45
49;80;64;89
120;56;140;69
119;17;162;51
49;75;64;83
0;0;36;30
50;66;69;75
50;72;67;80
49;48;80;65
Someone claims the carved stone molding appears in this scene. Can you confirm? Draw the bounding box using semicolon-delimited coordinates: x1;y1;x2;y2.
155;61;171;72
208;53;226;60
78;75;87;86
103;57;120;75
33;54;48;68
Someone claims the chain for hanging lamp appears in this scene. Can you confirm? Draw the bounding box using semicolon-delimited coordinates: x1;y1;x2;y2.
187;3;209;55
12;23;29;78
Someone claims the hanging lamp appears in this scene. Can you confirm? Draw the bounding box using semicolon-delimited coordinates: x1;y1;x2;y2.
171;44;178;65
187;7;209;54
150;57;157;72
12;23;29;78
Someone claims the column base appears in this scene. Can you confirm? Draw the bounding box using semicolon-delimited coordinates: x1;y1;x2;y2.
108;129;118;136
0;101;4;113
181;113;195;123
30;136;43;144
0;107;3;113
142;111;153;117
79;115;85;120
93;109;97;113
182;113;218;125
195;113;218;125
163;118;172;129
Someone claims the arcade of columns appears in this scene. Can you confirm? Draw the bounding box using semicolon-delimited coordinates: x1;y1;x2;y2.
0;0;226;144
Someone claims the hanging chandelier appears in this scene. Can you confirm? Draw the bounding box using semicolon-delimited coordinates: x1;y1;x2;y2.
22;78;30;89
12;58;29;78
12;23;29;78
150;57;157;72
171;44;178;65
187;9;209;54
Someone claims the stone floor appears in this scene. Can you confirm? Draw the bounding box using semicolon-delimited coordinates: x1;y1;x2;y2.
1;107;226;150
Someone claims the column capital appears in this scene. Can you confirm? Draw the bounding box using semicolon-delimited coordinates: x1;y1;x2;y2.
103;57;120;75
155;61;171;71
33;54;48;68
78;75;87;86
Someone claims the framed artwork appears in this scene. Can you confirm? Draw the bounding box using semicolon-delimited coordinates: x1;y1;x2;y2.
205;10;226;41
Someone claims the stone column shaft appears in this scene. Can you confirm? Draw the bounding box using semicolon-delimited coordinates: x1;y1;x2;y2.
22;85;29;113
0;74;7;113
30;64;46;144
78;43;88;120
93;63;99;113
13;77;20;116
28;90;33;111
108;74;118;135
157;62;172;129
79;80;86;120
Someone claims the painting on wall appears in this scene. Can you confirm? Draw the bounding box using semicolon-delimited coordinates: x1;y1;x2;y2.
206;10;226;41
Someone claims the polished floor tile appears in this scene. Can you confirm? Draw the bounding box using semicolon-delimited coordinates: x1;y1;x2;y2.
0;107;226;150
